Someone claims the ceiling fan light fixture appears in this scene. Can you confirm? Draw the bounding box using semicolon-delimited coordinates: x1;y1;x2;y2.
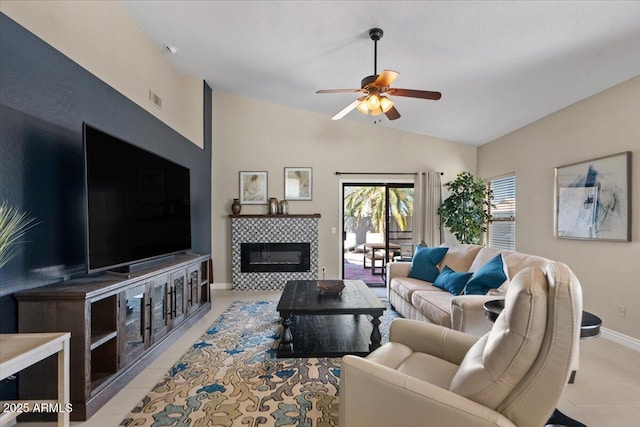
356;100;369;114
370;105;384;116
380;96;394;113
367;94;380;109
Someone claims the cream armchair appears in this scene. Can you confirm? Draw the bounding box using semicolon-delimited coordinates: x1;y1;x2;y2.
340;262;582;427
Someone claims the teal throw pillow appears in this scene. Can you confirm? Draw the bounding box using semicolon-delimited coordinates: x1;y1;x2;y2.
464;254;508;295
408;246;448;283
433;265;473;295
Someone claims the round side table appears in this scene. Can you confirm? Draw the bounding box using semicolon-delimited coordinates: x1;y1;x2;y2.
483;299;602;339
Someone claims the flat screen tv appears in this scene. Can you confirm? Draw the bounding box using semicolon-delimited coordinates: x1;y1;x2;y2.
83;123;191;273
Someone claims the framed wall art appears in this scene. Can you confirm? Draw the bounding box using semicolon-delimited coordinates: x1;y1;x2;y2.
554;151;631;241
284;167;312;200
239;171;268;204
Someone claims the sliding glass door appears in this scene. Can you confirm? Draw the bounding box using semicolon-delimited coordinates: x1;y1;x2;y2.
342;183;414;287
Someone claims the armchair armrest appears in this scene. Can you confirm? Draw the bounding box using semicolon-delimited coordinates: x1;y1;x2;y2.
386;261;411;287
340;355;517;427
389;318;478;365
450;295;502;337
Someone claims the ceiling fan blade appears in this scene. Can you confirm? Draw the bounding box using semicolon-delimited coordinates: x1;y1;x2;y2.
374;70;399;87
385;106;401;121
387;88;442;100
316;89;364;94
331;98;362;120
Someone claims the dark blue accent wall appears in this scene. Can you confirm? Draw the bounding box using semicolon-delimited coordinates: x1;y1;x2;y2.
0;13;212;330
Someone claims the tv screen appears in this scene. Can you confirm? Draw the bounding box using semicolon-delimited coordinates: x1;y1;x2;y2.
83;123;191;273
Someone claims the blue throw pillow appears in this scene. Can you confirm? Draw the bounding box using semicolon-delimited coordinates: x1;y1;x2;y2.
464;254;508;295
408;246;449;283
433;265;473;295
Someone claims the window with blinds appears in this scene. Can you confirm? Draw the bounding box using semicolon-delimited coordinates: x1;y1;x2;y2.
487;175;516;251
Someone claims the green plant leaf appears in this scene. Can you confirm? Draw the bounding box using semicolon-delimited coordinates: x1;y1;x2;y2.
0;201;38;268
438;172;493;244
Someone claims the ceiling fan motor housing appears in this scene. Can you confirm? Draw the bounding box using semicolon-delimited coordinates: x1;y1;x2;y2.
361;75;378;89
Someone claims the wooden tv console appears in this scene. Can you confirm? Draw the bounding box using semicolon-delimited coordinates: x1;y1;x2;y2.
15;253;211;421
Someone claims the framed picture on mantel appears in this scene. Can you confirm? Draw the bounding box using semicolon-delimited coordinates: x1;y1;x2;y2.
284;167;312;201
239;171;268;205
554;151;631;241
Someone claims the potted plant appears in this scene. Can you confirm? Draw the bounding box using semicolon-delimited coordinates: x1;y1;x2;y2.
0;201;38;268
438;171;493;244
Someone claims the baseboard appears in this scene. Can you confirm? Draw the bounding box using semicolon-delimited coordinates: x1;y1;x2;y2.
211;282;232;290
601;327;640;352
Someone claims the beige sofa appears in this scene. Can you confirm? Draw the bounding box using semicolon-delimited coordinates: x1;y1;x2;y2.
387;243;555;337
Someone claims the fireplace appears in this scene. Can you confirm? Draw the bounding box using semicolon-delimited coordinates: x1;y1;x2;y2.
230;214;320;291
241;243;310;273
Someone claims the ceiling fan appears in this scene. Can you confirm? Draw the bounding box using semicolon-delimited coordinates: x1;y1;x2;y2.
317;28;441;121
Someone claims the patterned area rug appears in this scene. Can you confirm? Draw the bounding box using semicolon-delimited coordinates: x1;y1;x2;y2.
121;300;400;427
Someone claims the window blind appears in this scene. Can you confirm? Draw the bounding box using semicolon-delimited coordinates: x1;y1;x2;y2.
488;175;516;251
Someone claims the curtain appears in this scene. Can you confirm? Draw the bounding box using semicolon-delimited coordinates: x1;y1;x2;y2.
414;171;442;247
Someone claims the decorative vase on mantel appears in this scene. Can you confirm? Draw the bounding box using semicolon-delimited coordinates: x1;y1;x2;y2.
231;198;242;215
268;197;279;215
278;199;289;215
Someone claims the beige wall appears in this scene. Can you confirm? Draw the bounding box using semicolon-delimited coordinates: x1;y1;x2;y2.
1;0;204;147
212;91;477;285
478;76;640;340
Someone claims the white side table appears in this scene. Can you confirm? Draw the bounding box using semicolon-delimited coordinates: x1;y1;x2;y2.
0;332;71;427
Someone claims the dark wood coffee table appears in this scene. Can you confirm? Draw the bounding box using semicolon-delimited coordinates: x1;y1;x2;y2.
276;279;386;358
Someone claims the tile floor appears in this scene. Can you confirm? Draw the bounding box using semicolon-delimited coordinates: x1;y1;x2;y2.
16;289;640;427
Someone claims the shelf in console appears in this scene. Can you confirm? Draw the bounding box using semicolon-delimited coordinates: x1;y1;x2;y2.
90;331;118;350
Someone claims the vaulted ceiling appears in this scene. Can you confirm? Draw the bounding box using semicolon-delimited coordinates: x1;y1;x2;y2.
121;1;640;145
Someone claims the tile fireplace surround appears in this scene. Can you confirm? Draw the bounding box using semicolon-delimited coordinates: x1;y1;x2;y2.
230;214;320;290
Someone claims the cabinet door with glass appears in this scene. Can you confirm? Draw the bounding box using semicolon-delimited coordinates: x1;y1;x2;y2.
170;269;187;326
150;275;170;343
186;264;201;313
119;282;150;368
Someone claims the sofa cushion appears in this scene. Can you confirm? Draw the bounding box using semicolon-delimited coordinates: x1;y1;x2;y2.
408;246;448;282
468;247;502;273
397;352;459;389
390;277;441;300
367;342;459;389
463;254;509;295
433;266;473;295
439;244;483;273
411;291;453;328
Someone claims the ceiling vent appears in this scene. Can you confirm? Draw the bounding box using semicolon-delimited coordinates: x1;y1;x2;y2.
149;90;162;110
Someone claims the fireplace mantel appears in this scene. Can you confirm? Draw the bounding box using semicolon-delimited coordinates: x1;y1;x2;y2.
228;214;321;218
230;215;320;291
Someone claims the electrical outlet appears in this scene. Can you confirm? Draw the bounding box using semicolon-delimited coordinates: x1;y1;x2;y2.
617;305;627;319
